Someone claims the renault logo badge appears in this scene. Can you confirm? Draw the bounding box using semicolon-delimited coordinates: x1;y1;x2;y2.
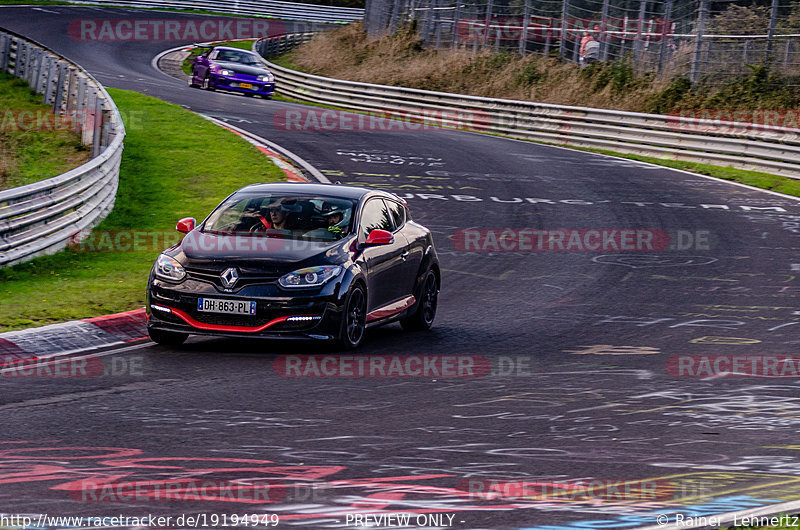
220;267;239;289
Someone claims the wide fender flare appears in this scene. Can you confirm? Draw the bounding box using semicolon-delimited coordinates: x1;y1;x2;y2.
412;244;440;299
335;264;367;304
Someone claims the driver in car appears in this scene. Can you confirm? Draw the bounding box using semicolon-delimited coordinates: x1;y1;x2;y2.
250;198;300;232
269;203;291;229
322;205;345;236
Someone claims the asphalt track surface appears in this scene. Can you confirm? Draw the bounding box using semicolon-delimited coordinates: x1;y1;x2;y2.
3;6;800;529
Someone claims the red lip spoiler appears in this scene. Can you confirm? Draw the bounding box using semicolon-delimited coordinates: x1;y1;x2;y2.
164;306;308;333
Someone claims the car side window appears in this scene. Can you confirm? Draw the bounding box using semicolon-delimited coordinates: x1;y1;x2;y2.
384;200;405;231
359;199;393;240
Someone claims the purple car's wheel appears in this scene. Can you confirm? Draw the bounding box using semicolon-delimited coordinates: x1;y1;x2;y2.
189;69;200;88
202;74;215;91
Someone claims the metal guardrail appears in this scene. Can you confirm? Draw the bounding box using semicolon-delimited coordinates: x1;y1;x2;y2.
66;0;364;24
257;32;800;179
256;32;316;57
0;28;125;267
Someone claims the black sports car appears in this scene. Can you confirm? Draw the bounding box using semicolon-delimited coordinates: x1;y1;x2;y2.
146;183;440;349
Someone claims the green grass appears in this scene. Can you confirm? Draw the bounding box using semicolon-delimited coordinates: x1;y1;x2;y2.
0;88;285;331
181;39;257;75
0;73;90;191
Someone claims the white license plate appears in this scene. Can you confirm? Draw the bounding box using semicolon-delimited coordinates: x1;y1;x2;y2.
198;298;256;316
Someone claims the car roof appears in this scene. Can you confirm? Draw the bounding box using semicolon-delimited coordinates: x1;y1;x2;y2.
213;46;256;54
234;182;398;202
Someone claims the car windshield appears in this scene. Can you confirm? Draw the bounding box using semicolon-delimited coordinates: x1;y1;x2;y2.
214;50;261;65
202;194;356;241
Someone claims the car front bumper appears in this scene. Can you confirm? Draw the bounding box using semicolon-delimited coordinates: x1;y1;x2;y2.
213;76;275;96
146;278;344;341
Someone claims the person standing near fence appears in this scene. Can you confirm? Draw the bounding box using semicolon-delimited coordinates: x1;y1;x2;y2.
579;31;601;66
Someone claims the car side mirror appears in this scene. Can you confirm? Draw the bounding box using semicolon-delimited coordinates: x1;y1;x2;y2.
365;229;393;246
176;217;196;233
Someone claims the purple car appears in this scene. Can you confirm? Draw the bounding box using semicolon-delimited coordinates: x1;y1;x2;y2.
189;46;275;99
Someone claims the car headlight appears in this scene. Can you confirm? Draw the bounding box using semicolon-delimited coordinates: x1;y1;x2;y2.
155;254;186;282
258;73;274;83
219;69;233;76
279;266;341;289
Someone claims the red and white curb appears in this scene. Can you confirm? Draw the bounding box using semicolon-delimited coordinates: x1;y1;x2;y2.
0;309;147;366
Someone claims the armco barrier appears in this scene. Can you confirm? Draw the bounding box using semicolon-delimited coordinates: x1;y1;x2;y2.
64;0;363;24
257;32;316;57
0;28;125;267
256;33;800;179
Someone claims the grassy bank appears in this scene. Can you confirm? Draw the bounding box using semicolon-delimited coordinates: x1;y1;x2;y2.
285;23;800;114
0;73;90;191
275;23;800;197
0;89;285;331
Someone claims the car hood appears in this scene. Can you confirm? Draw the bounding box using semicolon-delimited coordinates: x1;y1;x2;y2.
213;61;270;76
172;231;346;272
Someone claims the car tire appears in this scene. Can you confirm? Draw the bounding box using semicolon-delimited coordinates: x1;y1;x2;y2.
337;284;366;349
148;328;188;346
189;70;200;88
400;269;438;331
202;74;215;91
